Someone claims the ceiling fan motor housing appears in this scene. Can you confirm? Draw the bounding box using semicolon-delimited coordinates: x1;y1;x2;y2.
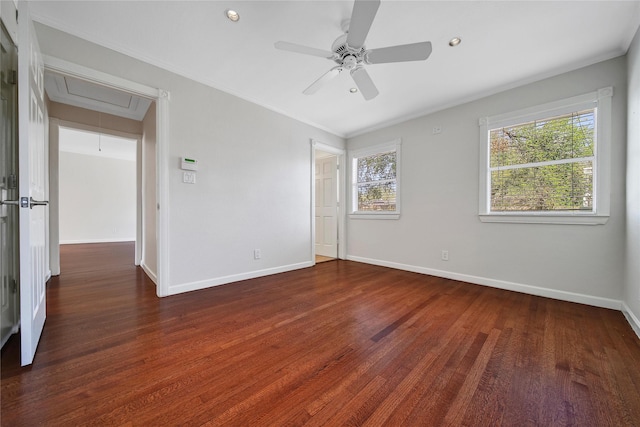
331;34;367;68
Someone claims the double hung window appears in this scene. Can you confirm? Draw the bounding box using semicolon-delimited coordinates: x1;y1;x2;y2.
350;140;401;219
479;88;612;224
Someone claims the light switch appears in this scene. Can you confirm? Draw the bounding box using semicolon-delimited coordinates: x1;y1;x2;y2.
183;172;196;184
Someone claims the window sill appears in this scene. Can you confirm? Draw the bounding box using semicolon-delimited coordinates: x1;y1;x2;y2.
350;213;400;220
479;213;609;225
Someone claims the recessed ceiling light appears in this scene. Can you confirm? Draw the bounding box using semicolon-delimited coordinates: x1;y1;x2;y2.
225;9;240;22
350;88;358;93
449;37;462;47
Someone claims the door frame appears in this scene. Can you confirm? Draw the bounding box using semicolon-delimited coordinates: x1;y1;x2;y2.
0;15;20;349
310;139;346;262
42;55;170;297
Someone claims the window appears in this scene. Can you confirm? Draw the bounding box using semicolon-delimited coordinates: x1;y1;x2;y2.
479;87;612;225
350;140;401;219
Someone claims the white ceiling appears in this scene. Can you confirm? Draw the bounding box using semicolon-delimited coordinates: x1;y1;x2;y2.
30;1;640;138
59;127;137;161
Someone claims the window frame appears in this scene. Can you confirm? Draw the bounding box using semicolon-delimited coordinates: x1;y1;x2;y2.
478;87;612;225
349;139;402;220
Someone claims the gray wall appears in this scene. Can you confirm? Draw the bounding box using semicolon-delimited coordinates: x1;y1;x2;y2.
625;26;640;333
34;22;345;294
347;57;627;308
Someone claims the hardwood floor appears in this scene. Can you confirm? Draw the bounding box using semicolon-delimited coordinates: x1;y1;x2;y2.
2;242;640;426
315;255;336;264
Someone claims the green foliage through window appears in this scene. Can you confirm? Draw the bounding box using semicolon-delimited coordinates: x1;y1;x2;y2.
489;110;595;211
355;151;397;211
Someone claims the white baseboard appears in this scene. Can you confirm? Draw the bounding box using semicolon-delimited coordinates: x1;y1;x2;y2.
622;302;640;339
140;263;157;285
346;255;622;311
168;261;314;296
60;238;135;245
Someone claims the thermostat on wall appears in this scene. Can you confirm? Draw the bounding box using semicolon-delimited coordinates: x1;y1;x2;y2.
181;157;198;171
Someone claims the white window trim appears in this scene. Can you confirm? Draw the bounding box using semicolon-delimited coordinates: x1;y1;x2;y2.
478;87;612;225
349;139;401;220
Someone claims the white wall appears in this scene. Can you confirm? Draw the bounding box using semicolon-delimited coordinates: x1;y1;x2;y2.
625;26;640;335
59;150;136;244
33;22;345;294
347;57;627;309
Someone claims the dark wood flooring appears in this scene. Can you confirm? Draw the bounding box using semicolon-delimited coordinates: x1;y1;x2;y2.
2;242;640;426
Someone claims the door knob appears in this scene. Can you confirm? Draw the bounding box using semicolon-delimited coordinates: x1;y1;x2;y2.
29;197;48;209
0;196;47;208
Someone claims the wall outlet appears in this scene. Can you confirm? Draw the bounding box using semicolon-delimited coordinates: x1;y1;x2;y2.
254;249;261;260
432;126;442;135
441;250;449;261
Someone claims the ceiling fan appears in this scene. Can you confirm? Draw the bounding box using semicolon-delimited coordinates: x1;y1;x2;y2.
274;0;432;101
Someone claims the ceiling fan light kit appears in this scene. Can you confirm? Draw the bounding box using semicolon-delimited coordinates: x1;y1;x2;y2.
274;0;432;101
449;37;462;47
225;9;240;22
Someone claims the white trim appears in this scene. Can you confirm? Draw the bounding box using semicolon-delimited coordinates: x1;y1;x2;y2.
141;262;158;285
156;92;170;297
48;119;61;276
135;135;142;266
622;302;640;340
311;140;347;261
42;55;171;297
479;213;608;225
480;92;599;129
346;255;622;311
478;87;612;224
349;213;400;220
167;261;313;296
60;238;135;244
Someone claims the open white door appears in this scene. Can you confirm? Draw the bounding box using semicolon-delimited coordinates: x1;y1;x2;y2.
18;3;48;366
315;155;338;258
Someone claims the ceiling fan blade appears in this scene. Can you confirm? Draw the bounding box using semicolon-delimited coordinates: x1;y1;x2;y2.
274;41;334;59
350;67;379;100
366;41;433;64
303;67;343;95
346;0;381;50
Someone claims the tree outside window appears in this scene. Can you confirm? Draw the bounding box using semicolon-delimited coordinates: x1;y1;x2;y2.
350;140;401;218
489;110;595;212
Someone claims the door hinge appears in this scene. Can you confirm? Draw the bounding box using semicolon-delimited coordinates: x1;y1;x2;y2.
11;278;17;293
8;70;17;85
8;174;17;189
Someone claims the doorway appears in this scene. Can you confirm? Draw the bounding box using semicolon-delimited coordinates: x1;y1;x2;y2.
312;140;346;263
0;21;19;348
315;151;338;261
43;56;168;297
44;71;160;287
57;127;138;246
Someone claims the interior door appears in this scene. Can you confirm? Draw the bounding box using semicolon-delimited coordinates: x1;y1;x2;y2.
315;154;338;258
1;20;20;348
17;3;48;366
